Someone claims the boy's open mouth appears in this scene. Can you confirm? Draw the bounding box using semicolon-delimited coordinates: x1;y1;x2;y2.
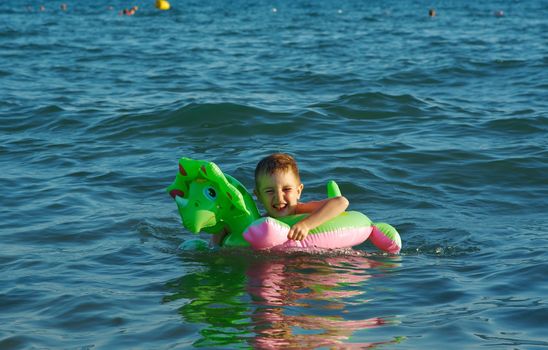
273;203;287;212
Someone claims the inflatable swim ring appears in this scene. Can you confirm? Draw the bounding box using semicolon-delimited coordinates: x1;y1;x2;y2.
167;157;402;253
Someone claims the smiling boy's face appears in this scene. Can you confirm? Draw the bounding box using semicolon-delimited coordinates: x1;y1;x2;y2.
254;170;303;218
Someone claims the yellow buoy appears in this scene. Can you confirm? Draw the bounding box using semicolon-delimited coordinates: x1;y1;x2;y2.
155;0;170;10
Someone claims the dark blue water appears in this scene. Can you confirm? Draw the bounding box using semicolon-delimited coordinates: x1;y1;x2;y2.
1;0;547;349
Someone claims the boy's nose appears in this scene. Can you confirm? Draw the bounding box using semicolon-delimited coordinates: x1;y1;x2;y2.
273;190;284;202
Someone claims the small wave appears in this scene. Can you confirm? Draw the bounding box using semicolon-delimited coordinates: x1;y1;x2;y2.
161;102;271;126
86;101;292;142
482;115;547;134
178;245;373;261
401;244;481;257
437;64;491;78
379;69;443;86
34;104;65;114
492;58;529;69
0;27;38;38
311;92;430;120
274;68;363;86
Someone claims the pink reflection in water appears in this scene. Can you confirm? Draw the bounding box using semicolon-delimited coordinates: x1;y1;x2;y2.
246;255;401;348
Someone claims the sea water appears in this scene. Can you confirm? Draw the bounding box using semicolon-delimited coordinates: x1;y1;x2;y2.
1;0;547;348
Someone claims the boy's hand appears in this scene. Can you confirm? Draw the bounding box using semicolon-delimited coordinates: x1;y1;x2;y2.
288;221;310;241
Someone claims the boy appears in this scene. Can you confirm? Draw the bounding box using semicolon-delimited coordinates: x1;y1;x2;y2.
254;153;349;241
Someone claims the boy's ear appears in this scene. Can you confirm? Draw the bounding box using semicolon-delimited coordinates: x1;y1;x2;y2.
297;183;304;198
253;188;258;198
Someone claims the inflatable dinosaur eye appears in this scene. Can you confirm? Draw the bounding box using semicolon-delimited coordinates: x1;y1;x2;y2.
203;187;217;201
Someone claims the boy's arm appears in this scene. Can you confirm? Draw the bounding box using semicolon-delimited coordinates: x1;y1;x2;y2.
288;196;349;241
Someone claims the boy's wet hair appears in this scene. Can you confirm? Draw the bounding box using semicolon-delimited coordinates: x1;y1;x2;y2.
254;153;300;183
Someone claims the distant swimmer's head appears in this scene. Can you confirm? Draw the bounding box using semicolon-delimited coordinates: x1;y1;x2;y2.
429;8;436;17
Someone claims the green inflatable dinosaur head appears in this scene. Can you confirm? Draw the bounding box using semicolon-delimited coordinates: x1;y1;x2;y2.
167;157;260;246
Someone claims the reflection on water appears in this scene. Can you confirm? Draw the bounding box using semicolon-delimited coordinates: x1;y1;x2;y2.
164;250;404;348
